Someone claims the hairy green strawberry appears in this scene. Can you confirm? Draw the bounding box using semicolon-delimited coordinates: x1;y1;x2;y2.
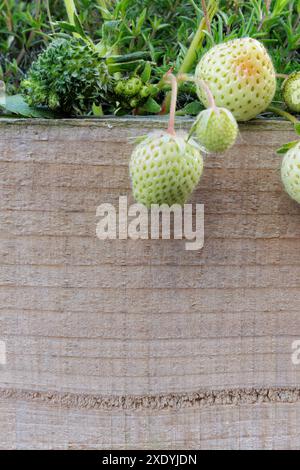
195;38;276;121
193;107;238;152
281;141;300;204
282;72;300;113
130;132;203;207
21;38;110;115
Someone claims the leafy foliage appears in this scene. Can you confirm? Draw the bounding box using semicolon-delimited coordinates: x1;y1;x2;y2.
21;37;111;115
20;33;159;116
0;0;299;116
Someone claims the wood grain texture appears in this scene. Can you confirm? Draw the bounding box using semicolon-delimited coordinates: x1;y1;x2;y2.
1;395;300;449
0;117;299;450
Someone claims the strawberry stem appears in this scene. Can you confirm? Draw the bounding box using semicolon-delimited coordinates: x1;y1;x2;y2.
201;0;212;35
160;0;219;114
268;105;299;125
178;73;219;113
164;72;178;136
199;79;218;112
276;73;289;79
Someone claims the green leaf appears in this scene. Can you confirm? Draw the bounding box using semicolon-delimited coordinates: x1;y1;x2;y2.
55;21;79;34
277;140;299;155
141;62;152;84
73;13;86;37
135;8;147;35
294;122;300;136
140;97;161;114
178;101;203;116
92;103;104;116
0;95;56;118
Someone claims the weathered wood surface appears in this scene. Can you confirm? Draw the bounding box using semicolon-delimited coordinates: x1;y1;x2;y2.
0;117;299;449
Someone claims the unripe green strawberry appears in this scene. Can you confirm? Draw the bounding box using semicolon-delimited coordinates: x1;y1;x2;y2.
130;132;203;207
282;72;300;113
194;107;238;152
124;77;142;97
281;141;300;204
195;38;276;121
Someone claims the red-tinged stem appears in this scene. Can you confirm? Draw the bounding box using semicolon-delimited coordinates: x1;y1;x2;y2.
199;79;218;112
265;0;271;12
201;0;211;35
178;73;218;113
276;73;289;79
164;72;178;136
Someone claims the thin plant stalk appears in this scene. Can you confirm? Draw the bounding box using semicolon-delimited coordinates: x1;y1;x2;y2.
178;73;218;113
276;73;289;79
64;0;77;24
178;0;218;76
161;0;219;114
268;105;299;125
45;0;55;34
4;0;13;32
16;0;41;66
199;79;219;113
64;0;81;38
165;73;178;136
201;0;212;35
96;0;109;10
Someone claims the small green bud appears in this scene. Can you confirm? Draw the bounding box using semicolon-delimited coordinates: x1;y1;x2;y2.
140;86;151;98
124;77;142;97
130;98;139;108
281;141;300;204
114;80;125;95
193;107;238;153
282;72;300;113
48;92;60;110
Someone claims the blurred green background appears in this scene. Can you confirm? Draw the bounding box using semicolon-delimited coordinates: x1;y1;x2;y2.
0;1;299;98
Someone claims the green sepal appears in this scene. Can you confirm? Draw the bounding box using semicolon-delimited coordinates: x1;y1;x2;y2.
277;140;299;155
294;122;300;136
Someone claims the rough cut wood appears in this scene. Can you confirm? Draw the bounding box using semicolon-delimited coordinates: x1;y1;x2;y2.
0;117;299;450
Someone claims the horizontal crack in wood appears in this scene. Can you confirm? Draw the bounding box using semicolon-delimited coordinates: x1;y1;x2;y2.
1;388;300;411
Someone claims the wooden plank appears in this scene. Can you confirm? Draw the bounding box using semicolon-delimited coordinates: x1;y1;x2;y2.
1;210;300;238
1;309;300;340
0;285;300;315
0;264;299;289
0;139;287;169
0;163;285;192
0;118;299;448
0;186;299;215
0;334;299;394
0;236;299;267
1;397;300;449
